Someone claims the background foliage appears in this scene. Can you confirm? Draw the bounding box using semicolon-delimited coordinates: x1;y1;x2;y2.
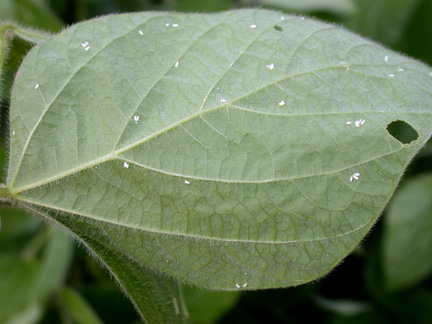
0;0;431;323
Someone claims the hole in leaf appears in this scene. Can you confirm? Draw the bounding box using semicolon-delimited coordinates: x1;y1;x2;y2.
386;120;419;145
274;25;283;32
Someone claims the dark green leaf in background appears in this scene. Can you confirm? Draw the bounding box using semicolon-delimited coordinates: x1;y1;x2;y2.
183;287;240;324
60;287;104;324
0;0;63;32
0;210;73;324
241;0;356;16
329;311;390;324
169;0;233;12
345;0;423;46
397;0;432;66
382;174;432;291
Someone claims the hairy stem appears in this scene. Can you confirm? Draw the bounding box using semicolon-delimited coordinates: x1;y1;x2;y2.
0;21;53;87
0;25;9;86
0;183;11;205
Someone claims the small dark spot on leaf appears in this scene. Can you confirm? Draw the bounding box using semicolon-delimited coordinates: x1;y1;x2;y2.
386;120;419;145
274;25;283;32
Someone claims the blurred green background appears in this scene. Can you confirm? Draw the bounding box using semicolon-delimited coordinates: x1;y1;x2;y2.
1;0;432;323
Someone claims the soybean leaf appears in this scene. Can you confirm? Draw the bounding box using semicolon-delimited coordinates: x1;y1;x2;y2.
60;287;104;324
0;0;63;32
3;8;432;321
385;288;432;323
169;0;233;12
0;215;73;324
382;174;432;291
313;296;372;317
329;312;390;324
345;0;423;46
241;0;356;15
0;206;39;241
398;0;432;66
183;287;240;324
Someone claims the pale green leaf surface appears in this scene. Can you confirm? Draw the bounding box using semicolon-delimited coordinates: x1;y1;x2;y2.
6;8;432;298
382;174;432;291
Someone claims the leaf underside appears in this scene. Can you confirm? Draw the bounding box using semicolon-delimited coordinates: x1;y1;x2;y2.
6;8;432;301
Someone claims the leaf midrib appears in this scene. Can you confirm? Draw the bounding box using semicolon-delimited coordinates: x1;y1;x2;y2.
12;99;425;194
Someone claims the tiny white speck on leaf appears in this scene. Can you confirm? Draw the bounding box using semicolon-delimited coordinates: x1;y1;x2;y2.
398;68;404;72
133;115;140;123
267;63;275;70
34;83;40;90
389;74;395;78
349;172;360;182
250;24;257;29
138;30;143;35
242;283;247;288
384;55;389;62
124;162;130;169
346;121;352;125
166;23;170;27
184;180;190;185
429;72;432;76
85;46;90;51
235;284;241;289
279;100;285;106
301;16;305;20
220;98;227;103
355;119;365;127
12;130;15;135
281;16;285;20
172;23;179;28
174;61;179;67
81;42;89;47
